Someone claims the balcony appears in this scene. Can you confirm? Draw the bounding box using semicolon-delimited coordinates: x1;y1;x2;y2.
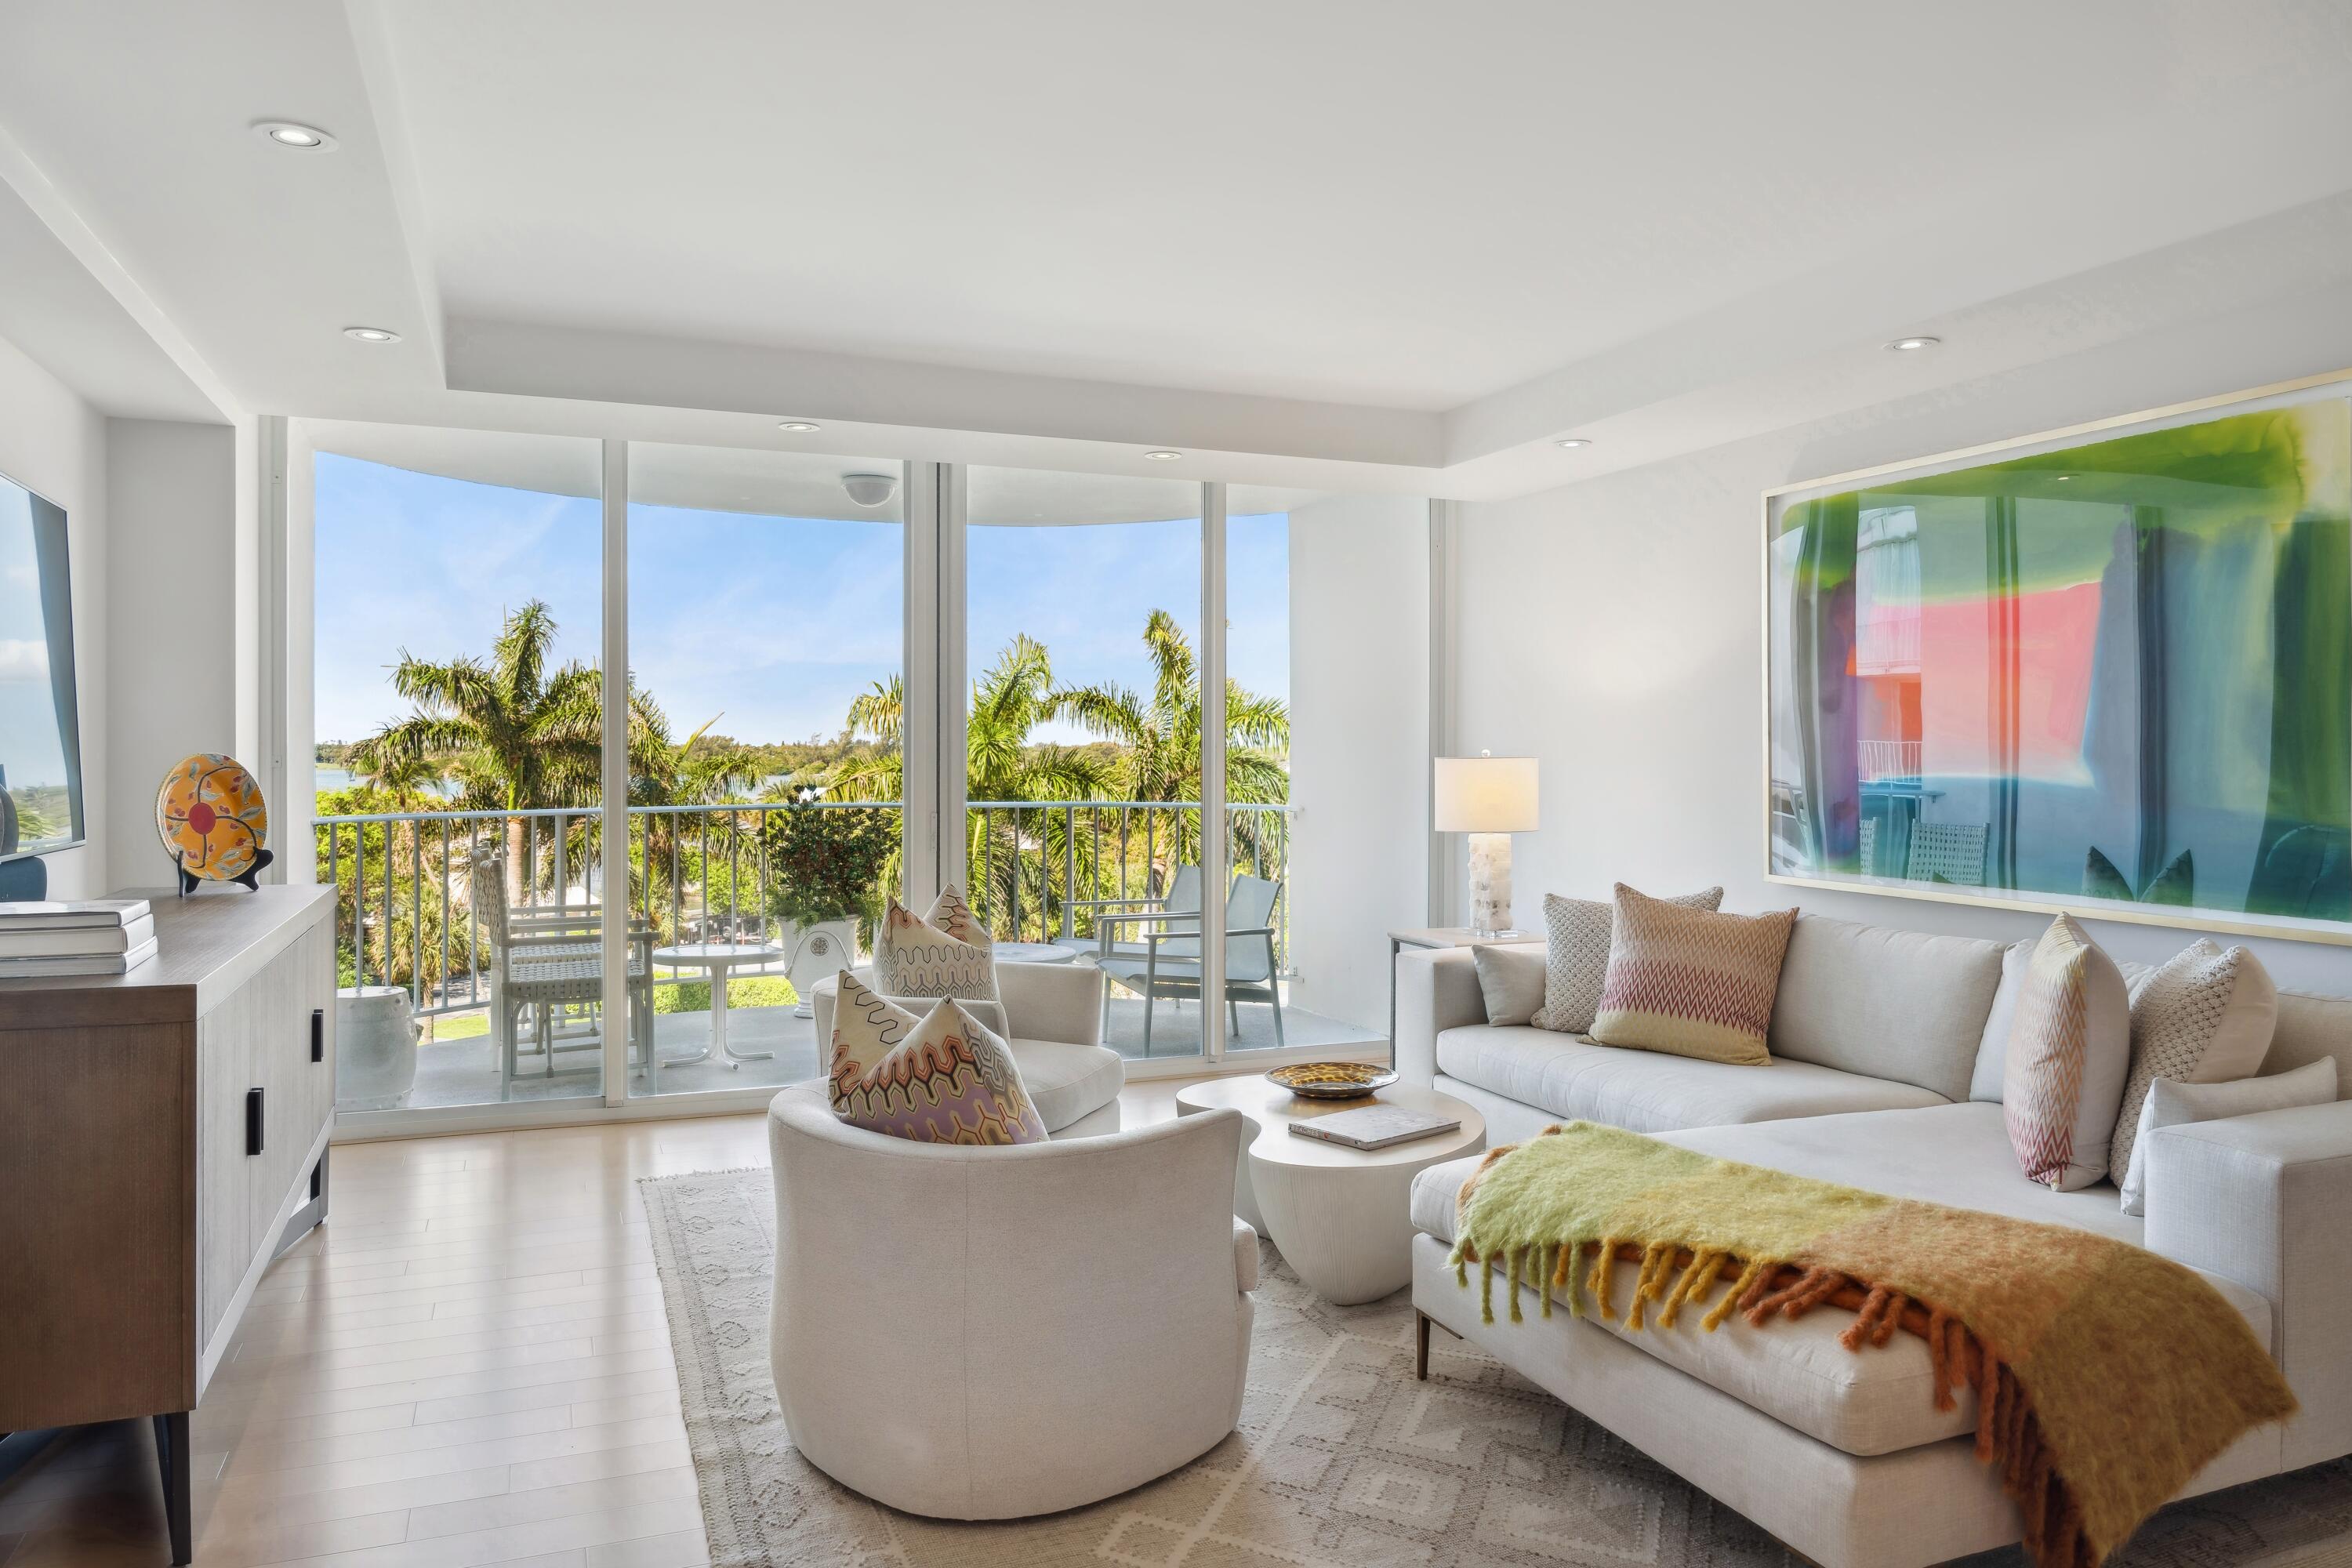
316;798;1382;1109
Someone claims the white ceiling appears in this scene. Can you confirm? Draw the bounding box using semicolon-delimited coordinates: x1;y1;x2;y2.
2;1;2351;499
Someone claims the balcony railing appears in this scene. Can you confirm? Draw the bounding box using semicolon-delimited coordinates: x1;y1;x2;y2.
314;799;1294;1019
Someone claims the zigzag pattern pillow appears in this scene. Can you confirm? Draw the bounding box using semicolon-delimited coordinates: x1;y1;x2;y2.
2002;914;2132;1191
874;884;996;1000
1588;884;1795;1065
828;970;1046;1145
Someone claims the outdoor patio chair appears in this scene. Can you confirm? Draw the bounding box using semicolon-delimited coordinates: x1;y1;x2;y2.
1095;872;1284;1055
1051;864;1202;962
470;851;655;1095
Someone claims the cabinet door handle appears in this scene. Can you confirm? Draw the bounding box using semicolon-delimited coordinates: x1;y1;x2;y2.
245;1087;265;1156
311;1008;325;1063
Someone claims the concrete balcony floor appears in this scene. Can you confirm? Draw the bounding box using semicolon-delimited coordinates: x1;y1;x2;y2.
383;992;1385;1109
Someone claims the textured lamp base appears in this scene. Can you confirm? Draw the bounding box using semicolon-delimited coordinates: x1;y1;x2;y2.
1467;832;1517;938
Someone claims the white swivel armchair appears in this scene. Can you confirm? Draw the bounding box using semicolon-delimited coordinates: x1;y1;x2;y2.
766;1084;1258;1518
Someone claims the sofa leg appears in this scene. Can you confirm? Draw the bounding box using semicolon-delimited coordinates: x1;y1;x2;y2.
1415;1311;1431;1380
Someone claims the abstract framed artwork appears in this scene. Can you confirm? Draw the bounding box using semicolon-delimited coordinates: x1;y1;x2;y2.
1764;374;2352;942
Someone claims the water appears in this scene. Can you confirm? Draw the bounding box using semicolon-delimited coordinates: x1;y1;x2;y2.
316;766;457;799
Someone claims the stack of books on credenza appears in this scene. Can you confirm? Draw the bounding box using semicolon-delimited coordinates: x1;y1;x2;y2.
0;897;158;977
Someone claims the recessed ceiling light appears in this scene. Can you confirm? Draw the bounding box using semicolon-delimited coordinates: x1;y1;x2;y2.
776;420;821;434
343;326;401;343
1143;449;1183;461
1885;336;1941;352
1555;437;1593;449
254;120;336;151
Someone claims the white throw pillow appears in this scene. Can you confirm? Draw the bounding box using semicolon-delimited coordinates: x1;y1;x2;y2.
2001;914;2132;1191
1470;943;1548;1026
1530;886;1723;1036
2122;1058;2339;1216
2107;939;2277;1209
873;884;997;1000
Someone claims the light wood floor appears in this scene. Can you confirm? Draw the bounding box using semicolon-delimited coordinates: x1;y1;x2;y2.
0;1081;1194;1567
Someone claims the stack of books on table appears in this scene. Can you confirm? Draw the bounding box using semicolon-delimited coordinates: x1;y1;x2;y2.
0;898;158;978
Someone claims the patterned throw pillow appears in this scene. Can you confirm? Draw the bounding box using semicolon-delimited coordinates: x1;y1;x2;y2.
2110;938;2277;1213
828;970;1046;1145
2122;1060;2338;1215
1588;885;1795;1065
1530;886;1724;1035
2002;914;2132;1191
873;884;996;1000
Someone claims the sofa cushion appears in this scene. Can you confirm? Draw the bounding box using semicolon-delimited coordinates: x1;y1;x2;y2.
1769;914;2005;1102
2111;940;2279;1211
1433;1025;1945;1134
1968;939;2032;1102
1005;1036;1125;1134
1470;942;1548;1025
829;979;1047;1145
2002;915;2132;1190
874;886;998;1001
1408;1104;2273;1457
1588;887;1796;1065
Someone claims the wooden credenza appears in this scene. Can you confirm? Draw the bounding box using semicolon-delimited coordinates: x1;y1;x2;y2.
0;884;336;1564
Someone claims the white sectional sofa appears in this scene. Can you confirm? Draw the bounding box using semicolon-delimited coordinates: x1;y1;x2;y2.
1395;912;2352;1568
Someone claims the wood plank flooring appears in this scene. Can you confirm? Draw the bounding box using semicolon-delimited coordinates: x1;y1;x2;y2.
0;1080;1192;1567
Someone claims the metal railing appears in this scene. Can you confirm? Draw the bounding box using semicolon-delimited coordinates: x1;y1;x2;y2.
315;799;1294;1018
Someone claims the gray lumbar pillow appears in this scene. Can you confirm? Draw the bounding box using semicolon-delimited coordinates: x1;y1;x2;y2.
1470;943;1548;1026
1530;886;1723;1036
2120;1058;2338;1216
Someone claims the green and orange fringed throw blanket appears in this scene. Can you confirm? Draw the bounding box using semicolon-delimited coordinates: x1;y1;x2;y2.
1449;1122;2296;1568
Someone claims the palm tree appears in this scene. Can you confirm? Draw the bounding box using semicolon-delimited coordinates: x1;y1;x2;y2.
1051;608;1290;887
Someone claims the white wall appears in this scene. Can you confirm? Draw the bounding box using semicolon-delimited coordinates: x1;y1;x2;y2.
1287;493;1429;1033
0;330;107;898
106;417;241;891
1452;281;2352;996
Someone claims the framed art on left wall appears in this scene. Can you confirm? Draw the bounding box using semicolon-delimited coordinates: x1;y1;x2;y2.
1763;372;2352;943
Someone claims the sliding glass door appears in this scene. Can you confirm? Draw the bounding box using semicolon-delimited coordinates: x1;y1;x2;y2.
623;445;906;1099
964;467;1210;1061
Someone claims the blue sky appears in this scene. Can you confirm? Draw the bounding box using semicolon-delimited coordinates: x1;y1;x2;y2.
314;454;1290;750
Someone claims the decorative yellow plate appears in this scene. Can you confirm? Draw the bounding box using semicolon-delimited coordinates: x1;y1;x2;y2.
1265;1062;1399;1099
156;753;274;893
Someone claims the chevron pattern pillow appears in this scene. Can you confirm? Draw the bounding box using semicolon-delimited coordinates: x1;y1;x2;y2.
873;884;997;1000
2002;914;2132;1191
1588;884;1796;1065
827;970;1046;1145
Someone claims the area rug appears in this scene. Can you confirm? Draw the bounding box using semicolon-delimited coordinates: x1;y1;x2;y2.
641;1167;2352;1568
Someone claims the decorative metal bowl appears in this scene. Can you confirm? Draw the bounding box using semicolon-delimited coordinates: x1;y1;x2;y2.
1265;1062;1399;1099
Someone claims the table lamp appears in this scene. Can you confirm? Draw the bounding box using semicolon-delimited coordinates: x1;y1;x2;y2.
1433;753;1540;938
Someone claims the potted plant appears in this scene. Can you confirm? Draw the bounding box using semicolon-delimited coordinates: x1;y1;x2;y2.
762;793;897;1014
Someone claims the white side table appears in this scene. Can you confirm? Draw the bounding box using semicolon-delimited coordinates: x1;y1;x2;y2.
652;942;785;1088
1176;1076;1484;1305
1388;927;1515;1063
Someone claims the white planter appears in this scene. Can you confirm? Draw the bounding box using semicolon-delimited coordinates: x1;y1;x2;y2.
785;920;860;1018
337;985;420;1110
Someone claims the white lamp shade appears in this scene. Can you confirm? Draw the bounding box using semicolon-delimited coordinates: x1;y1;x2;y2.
1433;756;1539;833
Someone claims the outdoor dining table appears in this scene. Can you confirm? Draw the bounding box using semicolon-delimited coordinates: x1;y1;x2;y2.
652;942;786;1086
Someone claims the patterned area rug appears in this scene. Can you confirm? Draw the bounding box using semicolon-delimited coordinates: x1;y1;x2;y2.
641;1167;2352;1568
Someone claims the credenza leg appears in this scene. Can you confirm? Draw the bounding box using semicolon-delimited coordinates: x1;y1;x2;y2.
153;1410;191;1565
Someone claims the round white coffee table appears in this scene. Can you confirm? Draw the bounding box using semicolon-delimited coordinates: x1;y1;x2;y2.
653;942;785;1069
993;941;1076;964
1176;1076;1484;1305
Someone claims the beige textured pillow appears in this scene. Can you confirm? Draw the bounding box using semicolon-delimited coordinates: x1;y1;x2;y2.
873;884;997;1000
2107;938;2277;1210
1470;943;1548;1025
2001;914;2132;1191
1530;885;1725;1035
1588;885;1795;1065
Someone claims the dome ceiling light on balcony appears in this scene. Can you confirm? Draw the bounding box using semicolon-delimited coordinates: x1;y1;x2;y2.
841;473;898;507
253;120;336;151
